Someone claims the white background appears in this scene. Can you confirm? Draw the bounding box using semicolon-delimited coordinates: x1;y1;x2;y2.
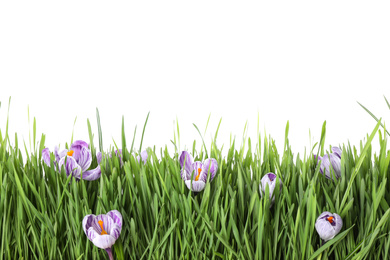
1;1;389;159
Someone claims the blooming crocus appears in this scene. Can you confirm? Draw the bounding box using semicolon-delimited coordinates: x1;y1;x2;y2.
179;151;218;192
136;150;148;164
42;140;102;181
315;211;342;243
82;210;122;260
259;173;282;204
314;147;342;180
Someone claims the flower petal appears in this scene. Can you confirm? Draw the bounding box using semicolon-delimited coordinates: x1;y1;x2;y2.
42;148;51;167
184;180;206;192
179;151;194;180
91;233;117;249
96;152;102;164
200;158;218;183
95;214;115;234
106;210;123;229
320;154;341;180
83;214;98;237
193;161;203;180
77;146;92;172
69;140;89;162
333;213;343;234
332;147;342;159
58;156;82;178
329;154;341;178
55;146;68;163
82;166;101;181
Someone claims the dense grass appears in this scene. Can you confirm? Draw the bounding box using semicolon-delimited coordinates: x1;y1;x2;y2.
1;99;390;259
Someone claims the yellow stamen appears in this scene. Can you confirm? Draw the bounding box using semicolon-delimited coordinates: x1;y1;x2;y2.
327;216;334;223
98;220;108;235
67;150;74;156
195;168;201;181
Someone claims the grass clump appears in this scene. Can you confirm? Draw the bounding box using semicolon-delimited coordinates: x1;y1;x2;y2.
1;99;390;259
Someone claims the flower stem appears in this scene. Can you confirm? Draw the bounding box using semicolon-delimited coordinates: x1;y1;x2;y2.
105;248;114;260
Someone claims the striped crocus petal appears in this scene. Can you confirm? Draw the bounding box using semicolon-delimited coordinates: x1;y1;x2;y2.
76;146;92;172
82;211;123;249
184;180;206;192
96;152;102;164
82;166;101;181
58;156;82;178
200;158;218;183
332;147;342;159
193;161;203;180
179;151;194;181
315;211;343;242
42;148;51;167
319;154;341;180
55;146;68;163
69;140;89;162
316;147;342;180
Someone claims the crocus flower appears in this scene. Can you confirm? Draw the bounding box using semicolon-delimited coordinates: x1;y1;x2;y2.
314;147;342;180
42;140;102;181
179;151;218;192
136;150;148;164
259;173;282;204
82;210;122;260
315;211;342;242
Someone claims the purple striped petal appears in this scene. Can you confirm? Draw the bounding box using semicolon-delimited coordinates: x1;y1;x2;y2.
332;147;342;159
106;210;123;229
200;158;218;183
42;148;51;167
69;140;89;162
77;146;92;172
315;212;343;241
82;166;101;181
55;146;68;163
96;152;102;164
184;180;206;192
193;161;203;180
91;232;116;249
179;151;194;180
58;156;82;178
319;154;341;180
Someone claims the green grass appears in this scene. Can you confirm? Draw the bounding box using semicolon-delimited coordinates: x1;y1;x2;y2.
1;99;390;259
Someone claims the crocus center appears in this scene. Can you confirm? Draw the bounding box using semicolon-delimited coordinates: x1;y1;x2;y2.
98;220;108;235
195;168;202;181
67;150;74;156
327;216;334;224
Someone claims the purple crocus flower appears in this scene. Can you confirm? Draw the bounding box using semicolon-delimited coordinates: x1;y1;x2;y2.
314;147;342;180
136;150;148;164
42;140;102;181
179;151;218;192
82;210;122;260
259;173;282;204
315;211;343;242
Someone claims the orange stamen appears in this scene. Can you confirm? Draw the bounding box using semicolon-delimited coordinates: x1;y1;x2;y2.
195;168;202;181
98;220;108;235
327;216;334;223
67;150;74;156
